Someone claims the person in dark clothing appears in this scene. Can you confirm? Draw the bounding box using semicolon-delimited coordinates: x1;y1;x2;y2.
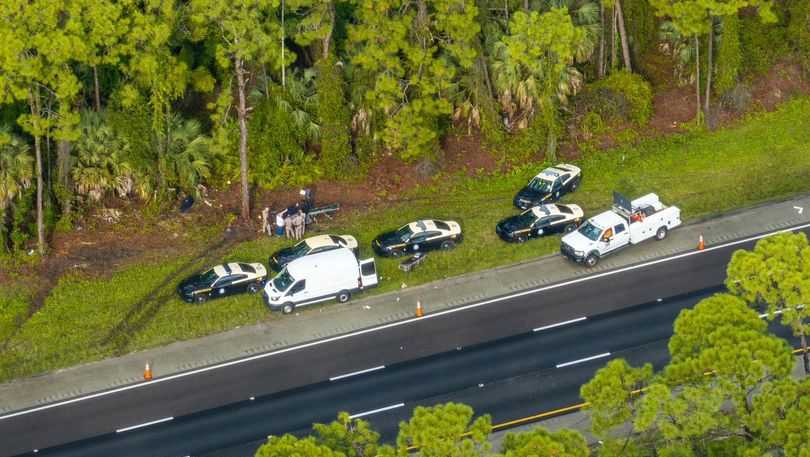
300;188;314;213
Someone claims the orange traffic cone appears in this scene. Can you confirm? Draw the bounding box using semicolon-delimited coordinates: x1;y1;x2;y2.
697;234;705;251
415;301;424;318
144;362;153;381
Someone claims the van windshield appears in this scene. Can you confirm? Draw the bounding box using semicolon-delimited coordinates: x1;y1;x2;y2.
578;221;602;241
272;270;295;291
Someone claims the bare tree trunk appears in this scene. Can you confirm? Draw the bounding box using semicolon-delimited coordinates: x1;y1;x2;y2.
704;19;714;116
322;1;335;60
695;36;701;122
235;57;251;222
57;139;72;219
29;87;45;255
615;0;632;72
598;2;606;78
611;7;618;72
93;65;102;112
801;330;809;374
523;0;529;11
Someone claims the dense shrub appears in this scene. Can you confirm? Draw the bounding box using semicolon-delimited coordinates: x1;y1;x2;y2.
739;13;790;76
720;84;753;113
787;0;810;74
316;56;353;179
715;14;743;95
579;71;654;125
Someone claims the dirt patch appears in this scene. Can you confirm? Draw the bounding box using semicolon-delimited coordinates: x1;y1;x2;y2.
649;86;696;134
749;62;810;111
442;133;501;175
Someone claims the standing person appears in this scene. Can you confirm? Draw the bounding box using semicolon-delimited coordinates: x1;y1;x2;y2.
299;188;314;213
275;209;286;237
284;206;297;239
260;207;270;235
295;210;306;240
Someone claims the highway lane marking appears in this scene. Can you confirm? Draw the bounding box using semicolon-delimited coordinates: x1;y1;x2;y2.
533;316;587;332
349;403;404;419
555;352;611;368
115;416;174;433
329;365;386;381
2;221;809;422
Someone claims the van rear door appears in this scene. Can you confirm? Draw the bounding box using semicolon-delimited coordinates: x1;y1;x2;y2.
359;258;379;289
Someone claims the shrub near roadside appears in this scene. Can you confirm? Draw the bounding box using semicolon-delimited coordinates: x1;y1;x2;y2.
577;71;654;125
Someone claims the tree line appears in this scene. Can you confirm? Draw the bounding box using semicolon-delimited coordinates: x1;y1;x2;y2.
1;0;808;256
252;233;810;457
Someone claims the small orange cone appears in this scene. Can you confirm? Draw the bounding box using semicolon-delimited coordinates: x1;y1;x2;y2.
144;362;153;381
415;301;424;318
697;234;705;251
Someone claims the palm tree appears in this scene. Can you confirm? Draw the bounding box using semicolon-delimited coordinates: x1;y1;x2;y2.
72;112;135;203
163;115;213;197
0;129;34;253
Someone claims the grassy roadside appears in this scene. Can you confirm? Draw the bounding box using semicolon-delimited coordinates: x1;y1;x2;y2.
1;97;810;382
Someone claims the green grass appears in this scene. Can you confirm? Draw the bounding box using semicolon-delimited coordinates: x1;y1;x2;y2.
2;97;810;381
0;287;30;345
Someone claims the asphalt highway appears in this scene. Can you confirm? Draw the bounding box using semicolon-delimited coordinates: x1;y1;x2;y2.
3;224;807;457
22;287;798;457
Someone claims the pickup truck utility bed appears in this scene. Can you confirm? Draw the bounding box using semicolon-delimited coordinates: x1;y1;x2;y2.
560;192;681;267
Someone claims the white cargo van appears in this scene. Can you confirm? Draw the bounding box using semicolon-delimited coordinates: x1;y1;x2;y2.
263;247;378;314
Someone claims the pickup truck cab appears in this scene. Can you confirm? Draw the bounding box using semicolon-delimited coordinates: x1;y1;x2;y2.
560;192;681;267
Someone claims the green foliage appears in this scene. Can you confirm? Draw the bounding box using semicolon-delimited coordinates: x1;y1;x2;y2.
714;14;742;95
500;427;589;457
316;56;353;179
588;71;653;124
312;412;380;457
255;434;344;457
392;403;491;457
725;232;810;369
585;287;799;456
787;0;810;74
72;112;135;203
739;12;790;76
349;0;480;161
623;0;659;59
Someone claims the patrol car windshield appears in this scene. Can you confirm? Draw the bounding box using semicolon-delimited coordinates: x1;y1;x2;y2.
578;221;602;241
515;211;537;226
527;177;553;193
395;225;414;241
273;270;295;291
288;240;311;256
198;269;219;286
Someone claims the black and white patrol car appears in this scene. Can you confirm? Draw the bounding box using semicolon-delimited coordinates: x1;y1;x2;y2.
372;219;463;257
496;203;584;243
178;262;267;304
514;164;582;210
268;234;359;272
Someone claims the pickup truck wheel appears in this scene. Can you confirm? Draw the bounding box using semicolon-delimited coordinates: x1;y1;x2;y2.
656;226;668;240
440;240;456;250
282;303;295;314
564;223;577;233
195;294;208;304
337;290;351;303
248;282;261;294
584;254;599;267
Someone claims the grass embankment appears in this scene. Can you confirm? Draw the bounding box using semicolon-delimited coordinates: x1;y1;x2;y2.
2;98;810;382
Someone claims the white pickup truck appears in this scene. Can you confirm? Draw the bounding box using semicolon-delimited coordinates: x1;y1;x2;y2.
560;192;681;267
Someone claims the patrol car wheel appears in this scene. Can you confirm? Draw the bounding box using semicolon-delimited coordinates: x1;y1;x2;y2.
656;226;668;241
337;290;351;303
584;254;599;267
571;178;580;192
440;240;456;250
515;235;527;243
564;223;577;233
282;303;295;314
195;294;208;304
248;282;261;294
390;249;403;258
